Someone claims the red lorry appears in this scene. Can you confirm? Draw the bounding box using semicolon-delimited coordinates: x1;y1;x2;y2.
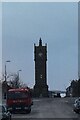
7;88;33;113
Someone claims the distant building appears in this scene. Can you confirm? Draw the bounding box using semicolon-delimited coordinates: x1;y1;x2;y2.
66;86;72;97
34;38;48;97
66;79;80;97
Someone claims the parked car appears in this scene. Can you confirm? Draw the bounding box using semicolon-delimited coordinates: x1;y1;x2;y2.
73;97;80;113
0;104;11;120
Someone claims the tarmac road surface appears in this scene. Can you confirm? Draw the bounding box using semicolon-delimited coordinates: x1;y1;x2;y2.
12;98;80;120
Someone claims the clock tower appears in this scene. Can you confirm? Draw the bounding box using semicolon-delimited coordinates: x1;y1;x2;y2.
34;38;48;97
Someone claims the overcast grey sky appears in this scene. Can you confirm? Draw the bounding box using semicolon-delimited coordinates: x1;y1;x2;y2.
0;3;2;78
2;2;78;91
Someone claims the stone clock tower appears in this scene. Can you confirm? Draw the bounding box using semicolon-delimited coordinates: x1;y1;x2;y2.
34;38;48;97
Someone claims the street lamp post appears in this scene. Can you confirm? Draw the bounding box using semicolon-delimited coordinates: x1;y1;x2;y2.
17;70;22;81
4;60;11;99
5;60;11;82
16;70;22;88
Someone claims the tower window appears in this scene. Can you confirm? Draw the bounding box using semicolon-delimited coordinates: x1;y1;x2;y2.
40;74;43;79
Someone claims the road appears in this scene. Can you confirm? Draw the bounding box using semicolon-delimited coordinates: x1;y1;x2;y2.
12;98;80;120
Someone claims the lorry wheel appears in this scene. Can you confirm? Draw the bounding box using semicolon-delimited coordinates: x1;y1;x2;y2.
9;115;11;120
27;108;31;113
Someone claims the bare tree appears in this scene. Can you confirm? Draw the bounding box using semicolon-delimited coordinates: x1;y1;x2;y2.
1;72;28;89
7;73;20;88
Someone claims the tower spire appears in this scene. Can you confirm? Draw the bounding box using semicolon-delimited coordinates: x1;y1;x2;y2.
39;37;42;46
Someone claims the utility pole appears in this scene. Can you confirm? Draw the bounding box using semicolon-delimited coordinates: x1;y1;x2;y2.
4;60;11;99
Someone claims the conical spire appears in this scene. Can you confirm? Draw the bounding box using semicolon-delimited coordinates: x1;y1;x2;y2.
39;38;42;46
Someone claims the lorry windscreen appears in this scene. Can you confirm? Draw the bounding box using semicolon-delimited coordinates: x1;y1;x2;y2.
7;91;29;99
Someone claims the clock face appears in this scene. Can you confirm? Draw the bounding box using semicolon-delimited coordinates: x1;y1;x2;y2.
38;52;43;57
